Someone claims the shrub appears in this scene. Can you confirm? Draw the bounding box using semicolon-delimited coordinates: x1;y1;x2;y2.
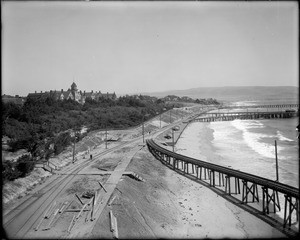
2;160;21;182
15;155;35;178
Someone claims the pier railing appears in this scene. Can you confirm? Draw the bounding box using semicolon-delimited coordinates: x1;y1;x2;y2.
146;139;299;229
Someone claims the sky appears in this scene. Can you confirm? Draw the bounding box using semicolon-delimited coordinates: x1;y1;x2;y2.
2;1;299;96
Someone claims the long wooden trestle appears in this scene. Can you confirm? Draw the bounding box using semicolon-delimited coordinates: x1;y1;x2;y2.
147;139;299;229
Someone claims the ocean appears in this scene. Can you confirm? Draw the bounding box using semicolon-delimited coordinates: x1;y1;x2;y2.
176;99;298;222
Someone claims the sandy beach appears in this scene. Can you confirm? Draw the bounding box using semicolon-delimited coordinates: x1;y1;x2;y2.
91;144;285;238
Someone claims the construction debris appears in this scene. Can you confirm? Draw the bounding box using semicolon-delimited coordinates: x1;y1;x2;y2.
126;172;145;182
82;190;95;199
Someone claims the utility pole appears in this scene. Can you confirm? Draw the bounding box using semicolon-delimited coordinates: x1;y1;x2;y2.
160;113;162;128
72;130;76;163
275;140;279;182
142;117;145;143
169;109;171;124
105;125;108;149
172;129;174;152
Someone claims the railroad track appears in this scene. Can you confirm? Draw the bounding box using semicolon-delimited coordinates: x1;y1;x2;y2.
3;109;198;239
3;139;142;239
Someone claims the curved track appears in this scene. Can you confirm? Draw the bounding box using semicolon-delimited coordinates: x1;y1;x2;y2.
147;139;298;198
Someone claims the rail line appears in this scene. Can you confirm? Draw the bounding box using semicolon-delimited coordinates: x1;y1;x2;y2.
3;139;140;239
146;139;299;230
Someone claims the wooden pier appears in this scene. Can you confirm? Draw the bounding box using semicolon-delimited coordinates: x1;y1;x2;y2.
218;103;299;109
192;111;298;123
146;139;299;230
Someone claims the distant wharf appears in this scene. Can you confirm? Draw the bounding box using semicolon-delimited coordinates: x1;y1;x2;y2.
217;103;299;109
192;110;298;122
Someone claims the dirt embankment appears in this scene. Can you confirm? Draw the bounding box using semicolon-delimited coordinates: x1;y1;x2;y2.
90;147;285;239
2;107;194;208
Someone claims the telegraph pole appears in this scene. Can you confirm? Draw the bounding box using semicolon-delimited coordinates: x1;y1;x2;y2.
172;129;174;152
275;140;279;182
72;130;76;163
105;125;108;149
160;113;161;128
142;119;145;143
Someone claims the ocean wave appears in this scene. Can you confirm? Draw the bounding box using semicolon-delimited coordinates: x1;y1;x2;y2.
231;119;264;129
276;131;294;142
231;120;283;159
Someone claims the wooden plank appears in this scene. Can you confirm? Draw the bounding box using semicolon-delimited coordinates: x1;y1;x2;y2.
113;214;119;239
94;191;97;205
34;202;53;231
109;210;115;232
76;203;88;220
45;201;56;219
90;195;95;221
67;215;76;233
59;201;68;213
63;200;74;214
75;194;84;205
64;209;91;212
108;195;116;206
98;181;107;192
43;208;59;230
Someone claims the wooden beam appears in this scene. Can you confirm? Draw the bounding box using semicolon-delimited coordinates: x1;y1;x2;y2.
109;210;116;232
34;202;53;231
67;215;76;233
43;208;59;230
59;201;68;213
45;201;56;219
64;209;91;212
76;203;88;220
108;195;117;206
75;194;84;205
98;181;107;192
90;195;95;221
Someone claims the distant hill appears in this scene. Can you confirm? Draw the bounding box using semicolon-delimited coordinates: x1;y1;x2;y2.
145;86;299;104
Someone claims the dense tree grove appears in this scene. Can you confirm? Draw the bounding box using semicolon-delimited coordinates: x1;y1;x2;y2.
2;94;219;182
3;96;164;146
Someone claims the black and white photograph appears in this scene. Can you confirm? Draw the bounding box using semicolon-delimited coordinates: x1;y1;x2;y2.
2;0;299;238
